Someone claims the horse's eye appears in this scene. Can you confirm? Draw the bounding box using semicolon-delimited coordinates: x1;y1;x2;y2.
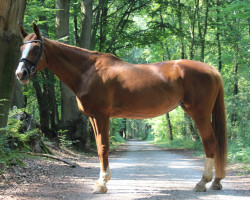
32;46;40;54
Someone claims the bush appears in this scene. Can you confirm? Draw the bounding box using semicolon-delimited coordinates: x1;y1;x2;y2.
0;111;51;167
109;132;126;149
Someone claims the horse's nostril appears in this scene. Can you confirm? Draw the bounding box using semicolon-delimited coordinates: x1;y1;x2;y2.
23;70;27;77
16;72;22;79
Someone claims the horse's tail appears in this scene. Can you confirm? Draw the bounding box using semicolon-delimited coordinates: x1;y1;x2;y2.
212;77;227;178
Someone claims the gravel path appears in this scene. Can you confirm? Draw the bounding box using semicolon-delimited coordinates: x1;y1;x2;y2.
1;141;249;200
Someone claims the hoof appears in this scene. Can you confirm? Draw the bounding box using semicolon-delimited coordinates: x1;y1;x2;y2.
194;182;207;192
93;182;108;194
210;182;222;190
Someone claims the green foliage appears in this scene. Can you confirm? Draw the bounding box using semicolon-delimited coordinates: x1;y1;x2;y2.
5;0;248;165
110;118;125;136
3;111;30;150
0;134;10;164
58;129;80;148
126;119;148;140
24;0;56;38
151;137;203;152
228;141;250;164
0;109;45;166
109;132;126;150
146;108;186;140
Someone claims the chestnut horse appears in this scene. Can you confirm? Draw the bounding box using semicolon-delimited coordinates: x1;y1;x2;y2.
15;24;227;193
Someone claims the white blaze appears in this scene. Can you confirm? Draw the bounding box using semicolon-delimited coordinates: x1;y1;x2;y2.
16;43;31;75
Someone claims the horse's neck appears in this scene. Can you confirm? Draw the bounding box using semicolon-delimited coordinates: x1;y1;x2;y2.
44;38;98;93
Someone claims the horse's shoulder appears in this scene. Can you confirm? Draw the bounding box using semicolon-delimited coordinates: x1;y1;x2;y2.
95;53;126;69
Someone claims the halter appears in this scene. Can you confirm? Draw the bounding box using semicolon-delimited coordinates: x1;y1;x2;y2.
19;38;48;77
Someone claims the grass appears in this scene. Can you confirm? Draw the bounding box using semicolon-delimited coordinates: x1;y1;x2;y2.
150;137;203;153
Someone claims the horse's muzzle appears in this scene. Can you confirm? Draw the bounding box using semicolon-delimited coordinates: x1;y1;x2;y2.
16;68;30;84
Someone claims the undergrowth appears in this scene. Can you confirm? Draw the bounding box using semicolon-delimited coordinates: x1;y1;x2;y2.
109;132;126;150
0;112;49;168
150;137;203;154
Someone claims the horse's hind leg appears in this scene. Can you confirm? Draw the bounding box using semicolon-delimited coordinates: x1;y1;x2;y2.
90;115;111;193
191;117;217;192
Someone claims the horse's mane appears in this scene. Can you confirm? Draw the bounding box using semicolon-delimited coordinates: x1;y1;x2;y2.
45;37;102;55
45;37;126;63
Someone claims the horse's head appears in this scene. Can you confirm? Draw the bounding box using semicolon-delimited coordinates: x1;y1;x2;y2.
16;23;47;84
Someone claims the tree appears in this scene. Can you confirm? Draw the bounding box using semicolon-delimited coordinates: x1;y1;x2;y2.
216;0;222;72
91;0;150;53
56;0;90;149
197;0;209;62
11;81;26;109
0;0;26;128
80;0;92;49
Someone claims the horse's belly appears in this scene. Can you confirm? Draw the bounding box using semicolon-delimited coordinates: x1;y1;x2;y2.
110;95;181;119
110;108;177;119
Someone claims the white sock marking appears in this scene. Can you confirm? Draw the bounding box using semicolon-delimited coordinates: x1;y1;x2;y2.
203;157;214;181
98;165;111;184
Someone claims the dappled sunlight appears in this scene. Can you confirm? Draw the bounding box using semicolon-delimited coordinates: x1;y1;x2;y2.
102;141;250;200
1;141;249;200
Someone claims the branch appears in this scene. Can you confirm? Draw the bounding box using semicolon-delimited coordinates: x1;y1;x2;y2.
25;152;79;168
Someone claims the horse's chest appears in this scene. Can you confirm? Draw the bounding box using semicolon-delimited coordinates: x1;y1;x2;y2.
76;93;110;117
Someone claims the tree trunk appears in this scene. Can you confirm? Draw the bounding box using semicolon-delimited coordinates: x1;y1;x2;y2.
80;0;92;49
55;0;70;43
33;73;58;139
198;0;209;62
99;0;108;52
0;0;26;128
231;43;238;126
189;0;199;60
73;1;80;46
216;0;222;72
11;80;25;109
90;0;101;50
177;0;185;59
45;69;59;130
166;113;173;141
119;118;127;138
32;76;56;138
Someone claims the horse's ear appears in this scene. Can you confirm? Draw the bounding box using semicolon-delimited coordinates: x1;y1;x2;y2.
20;26;28;38
32;23;41;39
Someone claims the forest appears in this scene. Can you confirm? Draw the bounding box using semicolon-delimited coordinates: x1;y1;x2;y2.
0;0;249;168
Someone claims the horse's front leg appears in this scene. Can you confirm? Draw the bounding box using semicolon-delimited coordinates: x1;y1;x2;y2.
90;116;111;194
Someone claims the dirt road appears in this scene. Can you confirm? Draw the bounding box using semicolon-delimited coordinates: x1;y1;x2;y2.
1;141;249;200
